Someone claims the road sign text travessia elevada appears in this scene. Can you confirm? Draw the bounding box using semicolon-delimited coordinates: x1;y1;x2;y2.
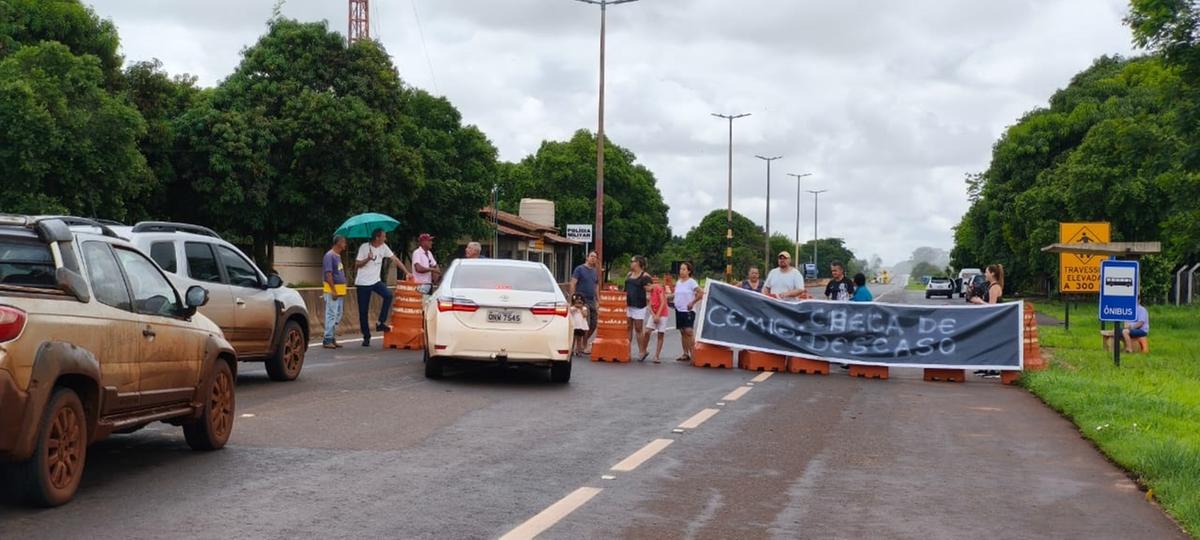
1059;222;1110;293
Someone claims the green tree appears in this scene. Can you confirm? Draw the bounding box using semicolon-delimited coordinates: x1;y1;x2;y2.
122;59;202;221
796;238;858;278
499;130;670;265
0;0;123;87
675;209;765;280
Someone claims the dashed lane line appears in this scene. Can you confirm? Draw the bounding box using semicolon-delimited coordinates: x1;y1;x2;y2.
750;371;774;383
721;386;753;401
498;487;604;540
678;408;720;429
611;438;675;472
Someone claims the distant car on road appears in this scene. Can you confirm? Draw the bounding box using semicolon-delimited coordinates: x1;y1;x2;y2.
115;222;310;381
423;259;572;382
925;276;955;299
0;215;237;507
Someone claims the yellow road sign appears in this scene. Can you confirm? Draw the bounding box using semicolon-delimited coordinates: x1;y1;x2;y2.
1059;222;1110;293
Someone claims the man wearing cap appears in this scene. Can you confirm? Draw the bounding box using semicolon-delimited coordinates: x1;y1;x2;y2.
412;233;441;287
764;251;807;302
355;228;411;347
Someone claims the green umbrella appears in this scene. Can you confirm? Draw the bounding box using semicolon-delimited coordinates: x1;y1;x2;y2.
335;213;400;239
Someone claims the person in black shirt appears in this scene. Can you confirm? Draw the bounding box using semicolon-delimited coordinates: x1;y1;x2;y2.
824;260;855;301
625;255;654;362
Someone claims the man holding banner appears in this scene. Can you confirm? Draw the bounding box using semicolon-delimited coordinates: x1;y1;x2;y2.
764;251;806;302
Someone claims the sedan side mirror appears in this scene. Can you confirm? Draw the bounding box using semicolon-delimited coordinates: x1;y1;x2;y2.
180;285;209;319
266;273;284;289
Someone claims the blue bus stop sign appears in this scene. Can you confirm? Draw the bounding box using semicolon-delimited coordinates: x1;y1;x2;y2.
1099;259;1139;322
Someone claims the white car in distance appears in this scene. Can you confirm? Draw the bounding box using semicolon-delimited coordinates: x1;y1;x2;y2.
423;259;572;382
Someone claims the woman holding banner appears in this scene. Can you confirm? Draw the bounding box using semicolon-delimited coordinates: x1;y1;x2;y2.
971;263;1005;378
672;262;704;362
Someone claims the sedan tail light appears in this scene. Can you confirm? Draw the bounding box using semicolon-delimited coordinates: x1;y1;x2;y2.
531;301;568;317
0;306;27;343
437;297;479;313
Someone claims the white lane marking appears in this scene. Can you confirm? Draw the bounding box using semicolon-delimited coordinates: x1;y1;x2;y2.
722;386;752;401
601;475;616;480
716;402;726;407
611;439;674;472
308;336;384;347
240;413;256;418
678;408;720;429
499;487;603;540
751;371;774;383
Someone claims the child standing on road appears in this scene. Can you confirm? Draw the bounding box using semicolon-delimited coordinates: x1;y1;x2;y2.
646;278;670;363
569;294;590;357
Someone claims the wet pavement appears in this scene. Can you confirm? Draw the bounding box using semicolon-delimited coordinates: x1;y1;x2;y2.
0;283;1185;539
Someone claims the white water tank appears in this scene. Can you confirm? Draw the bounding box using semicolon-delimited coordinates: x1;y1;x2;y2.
519;198;555;228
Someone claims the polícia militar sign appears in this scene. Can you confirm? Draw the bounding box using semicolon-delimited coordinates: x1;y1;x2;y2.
696;281;1024;370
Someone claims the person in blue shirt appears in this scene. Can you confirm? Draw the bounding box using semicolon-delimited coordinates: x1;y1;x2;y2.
1122;302;1150;353
850;272;873;302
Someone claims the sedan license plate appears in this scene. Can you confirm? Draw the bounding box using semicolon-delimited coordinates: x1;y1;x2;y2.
488;310;522;324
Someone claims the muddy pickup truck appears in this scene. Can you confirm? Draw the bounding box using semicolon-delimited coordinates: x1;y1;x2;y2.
0;215;237;506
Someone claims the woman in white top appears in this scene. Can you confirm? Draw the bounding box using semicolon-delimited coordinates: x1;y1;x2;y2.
670;261;704;362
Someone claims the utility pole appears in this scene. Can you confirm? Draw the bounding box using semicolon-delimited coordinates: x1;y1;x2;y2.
574;0;640;269
712;112;751;282
755;155;782;269
348;0;369;44
786;172;811;261
807;189;828;271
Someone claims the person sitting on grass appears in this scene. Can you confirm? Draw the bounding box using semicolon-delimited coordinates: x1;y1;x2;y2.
1123;301;1150;353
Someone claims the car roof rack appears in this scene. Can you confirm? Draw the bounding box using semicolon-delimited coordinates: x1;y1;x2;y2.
37;216;121;238
131;221;222;239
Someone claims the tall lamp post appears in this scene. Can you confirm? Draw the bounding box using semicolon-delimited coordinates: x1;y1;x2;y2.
786;172;811;260
712;112;751;282
574;0;640;267
755;155;782;269
806;189;828;271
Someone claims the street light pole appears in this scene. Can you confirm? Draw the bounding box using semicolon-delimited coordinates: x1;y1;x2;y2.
712;112;751;282
786;172;811;261
755;155;782;269
574;0;640;268
806;189;828;271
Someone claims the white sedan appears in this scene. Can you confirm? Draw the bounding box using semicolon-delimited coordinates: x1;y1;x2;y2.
423;259;573;382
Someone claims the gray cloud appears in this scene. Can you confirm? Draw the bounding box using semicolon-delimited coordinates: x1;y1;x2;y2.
87;0;1135;264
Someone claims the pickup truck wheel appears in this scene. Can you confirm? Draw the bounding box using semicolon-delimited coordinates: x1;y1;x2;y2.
265;320;305;381
184;361;235;451
550;360;571;383
13;387;87;507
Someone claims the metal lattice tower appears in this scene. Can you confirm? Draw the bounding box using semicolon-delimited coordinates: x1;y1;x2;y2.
348;0;369;44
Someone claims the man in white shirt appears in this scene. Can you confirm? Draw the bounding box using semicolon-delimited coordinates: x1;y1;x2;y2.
355;228;410;347
763;251;807;302
412;233;441;286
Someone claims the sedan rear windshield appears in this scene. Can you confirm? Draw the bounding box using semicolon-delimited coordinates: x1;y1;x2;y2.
929;277;951;283
0;239;56;288
451;265;557;292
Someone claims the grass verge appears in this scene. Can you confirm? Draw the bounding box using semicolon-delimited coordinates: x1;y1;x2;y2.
1022;301;1200;537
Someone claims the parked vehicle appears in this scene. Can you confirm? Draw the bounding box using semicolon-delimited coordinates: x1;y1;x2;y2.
116;222;309;381
423;259;572;382
957;268;982;298
925;276;955;299
0;215;237;506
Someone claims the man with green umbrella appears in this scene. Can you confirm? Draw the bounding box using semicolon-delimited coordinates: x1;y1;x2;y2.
355;228;410;347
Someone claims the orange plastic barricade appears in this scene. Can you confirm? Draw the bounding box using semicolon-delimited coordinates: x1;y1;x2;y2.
1002;302;1045;385
740;350;787;372
787;356;829;375
923;369;965;383
692;342;733;369
591;291;630;363
848;364;888;380
384;280;425;350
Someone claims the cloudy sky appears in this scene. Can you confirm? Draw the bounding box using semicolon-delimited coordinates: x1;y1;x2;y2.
88;0;1137;265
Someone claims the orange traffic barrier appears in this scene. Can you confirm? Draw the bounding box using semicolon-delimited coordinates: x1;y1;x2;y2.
740;350;787;372
692;342;733;369
923;369;965;383
1003;302;1045;385
384;280;424;350
787;356;829;375
849;365;888;380
591;291;630;363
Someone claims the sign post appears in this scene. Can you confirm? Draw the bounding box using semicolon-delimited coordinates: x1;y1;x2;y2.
1099;259;1139;367
1059;222;1110;330
566;224;594;266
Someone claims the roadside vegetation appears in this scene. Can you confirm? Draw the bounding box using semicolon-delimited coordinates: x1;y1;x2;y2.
1024;302;1200;537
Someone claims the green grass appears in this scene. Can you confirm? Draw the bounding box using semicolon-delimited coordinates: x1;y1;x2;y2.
1022;301;1200;537
905;281;926;291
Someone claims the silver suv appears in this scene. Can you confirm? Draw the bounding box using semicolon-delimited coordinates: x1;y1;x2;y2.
116;222;310;381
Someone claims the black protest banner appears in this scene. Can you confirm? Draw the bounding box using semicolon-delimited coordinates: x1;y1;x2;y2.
697;281;1023;370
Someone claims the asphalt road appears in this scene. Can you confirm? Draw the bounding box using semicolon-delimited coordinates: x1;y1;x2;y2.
0;282;1186;539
